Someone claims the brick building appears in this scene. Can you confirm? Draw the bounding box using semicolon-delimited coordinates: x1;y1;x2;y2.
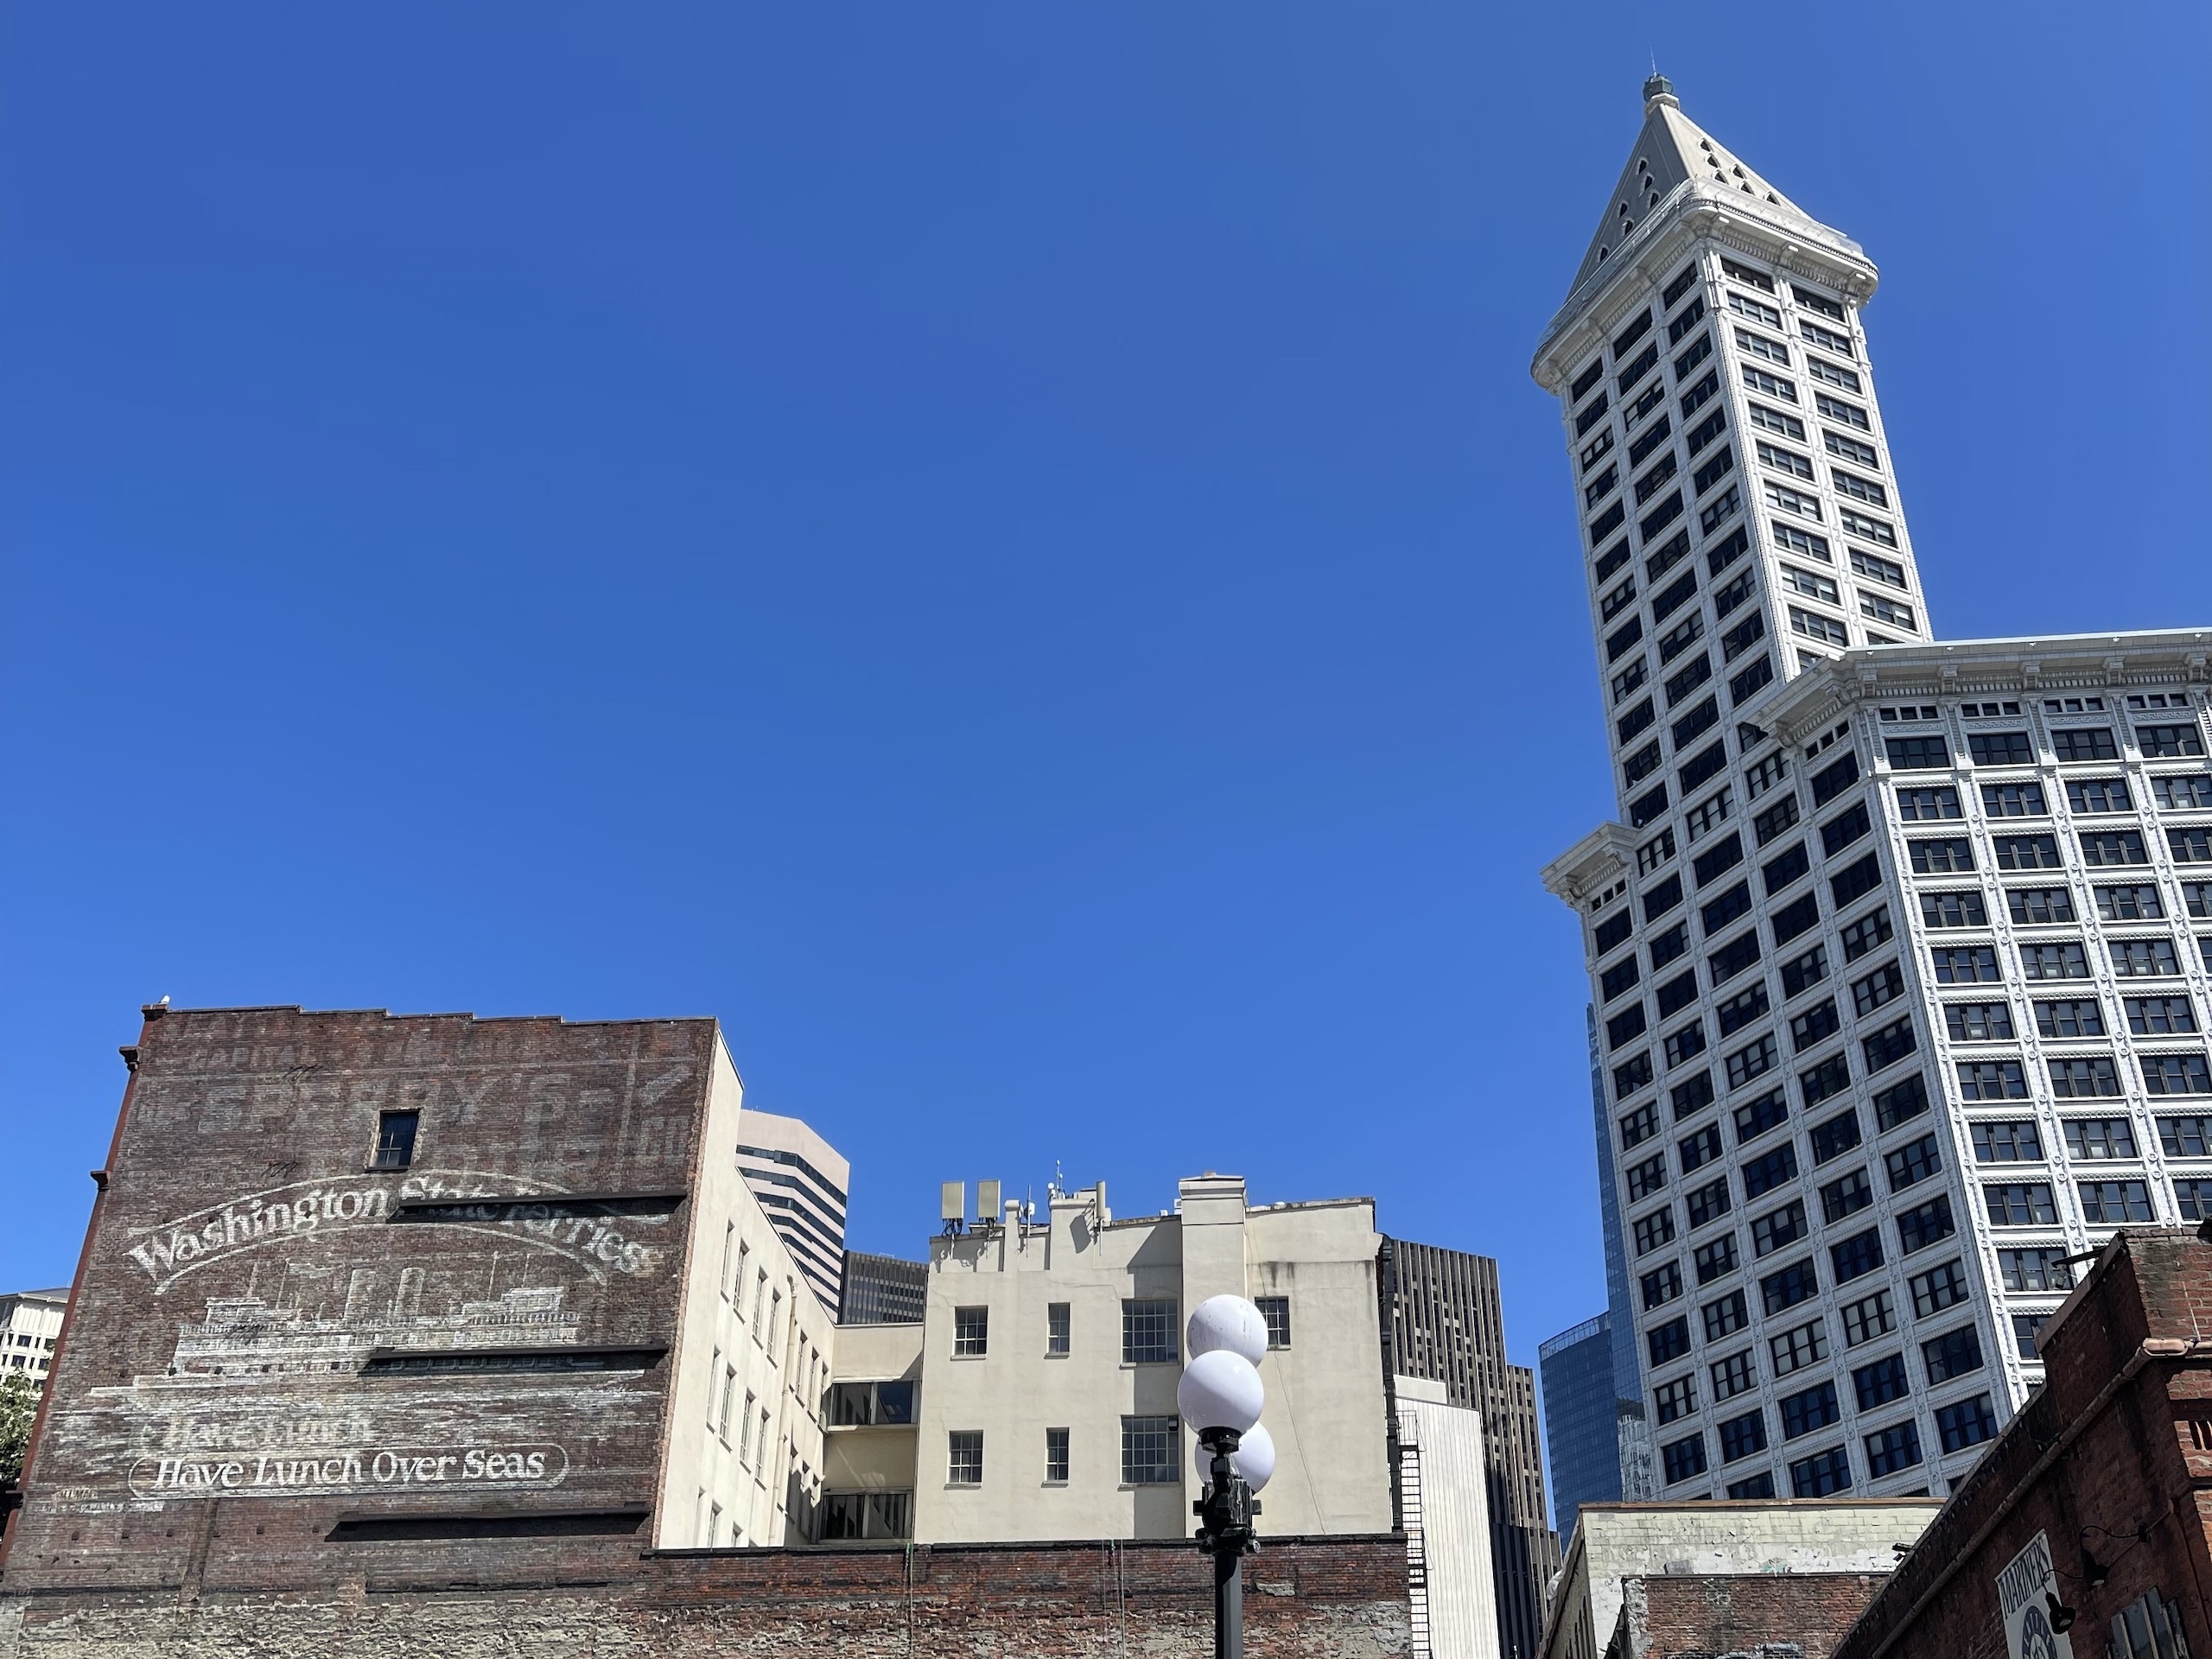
1829;1225;2212;1659
0;1003;838;1595
1609;1572;1889;1659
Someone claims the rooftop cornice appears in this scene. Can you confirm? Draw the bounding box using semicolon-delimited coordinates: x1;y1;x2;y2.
1531;181;1878;391
1541;822;1636;908
1759;627;2212;747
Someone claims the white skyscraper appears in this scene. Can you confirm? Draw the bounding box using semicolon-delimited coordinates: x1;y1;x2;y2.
1538;78;2212;1501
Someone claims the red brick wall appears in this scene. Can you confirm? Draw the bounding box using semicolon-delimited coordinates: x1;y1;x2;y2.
0;1535;1410;1658
1;1007;717;1594
1622;1573;1886;1659
1831;1230;2212;1659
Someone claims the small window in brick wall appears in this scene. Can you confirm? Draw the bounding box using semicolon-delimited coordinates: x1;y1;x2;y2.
372;1110;420;1171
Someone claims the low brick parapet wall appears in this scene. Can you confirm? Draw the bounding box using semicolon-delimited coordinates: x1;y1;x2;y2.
0;1533;1411;1658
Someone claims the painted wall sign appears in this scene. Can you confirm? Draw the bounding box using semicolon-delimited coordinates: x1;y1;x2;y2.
122;1169;670;1293
128;1441;568;1500
1997;1531;2074;1659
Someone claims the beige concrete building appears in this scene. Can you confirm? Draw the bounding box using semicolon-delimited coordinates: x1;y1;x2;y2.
1535;1497;1942;1659
0;1288;66;1393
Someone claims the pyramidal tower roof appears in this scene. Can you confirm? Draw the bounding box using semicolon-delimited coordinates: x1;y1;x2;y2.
1567;74;1818;297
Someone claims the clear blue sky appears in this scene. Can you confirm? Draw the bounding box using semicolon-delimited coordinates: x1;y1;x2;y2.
2;3;2206;1381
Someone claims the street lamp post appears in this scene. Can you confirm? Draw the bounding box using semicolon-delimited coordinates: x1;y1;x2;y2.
1179;1297;1276;1659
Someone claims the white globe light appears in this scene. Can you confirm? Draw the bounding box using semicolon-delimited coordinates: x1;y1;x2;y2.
1177;1349;1263;1435
1192;1421;1276;1493
1185;1294;1268;1366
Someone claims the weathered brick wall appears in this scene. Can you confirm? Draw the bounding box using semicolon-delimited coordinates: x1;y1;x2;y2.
0;1535;1411;1658
1831;1230;2212;1659
1621;1572;1886;1659
2;1007;716;1595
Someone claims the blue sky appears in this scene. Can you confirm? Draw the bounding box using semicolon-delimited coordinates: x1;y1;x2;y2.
2;0;2207;1403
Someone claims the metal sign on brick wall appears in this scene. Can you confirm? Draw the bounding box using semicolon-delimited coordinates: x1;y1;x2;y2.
1997;1532;2074;1659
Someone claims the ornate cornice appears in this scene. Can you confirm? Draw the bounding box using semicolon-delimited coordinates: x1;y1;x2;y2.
1541;822;1637;909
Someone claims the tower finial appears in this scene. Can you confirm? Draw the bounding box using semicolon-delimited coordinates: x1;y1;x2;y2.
1642;67;1678;111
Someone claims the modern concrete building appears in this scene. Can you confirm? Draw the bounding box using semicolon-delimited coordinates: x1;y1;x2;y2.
0;1289;66;1394
1383;1236;1560;1659
735;1109;850;1316
1537;76;2212;1504
1535;1497;1942;1659
838;1248;927;1325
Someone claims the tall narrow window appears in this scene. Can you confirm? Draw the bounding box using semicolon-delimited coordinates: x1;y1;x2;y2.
371;1109;419;1171
1045;1427;1071;1484
1046;1303;1071;1357
948;1431;984;1486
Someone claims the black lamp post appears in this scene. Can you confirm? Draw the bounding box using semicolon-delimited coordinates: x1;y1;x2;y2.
1194;1427;1261;1658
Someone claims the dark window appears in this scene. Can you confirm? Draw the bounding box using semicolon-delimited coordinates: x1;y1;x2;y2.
1680;742;1729;793
1862;1017;1918;1073
2049;1057;2123;1098
1721;611;1766;664
1782;945;1829;998
1649;921;1690;967
1919;890;1988;929
1995;1249;2072;1294
1714;983;1770;1036
1852;961;1906;1017
1726;1471;1777;1498
1865;1422;1923;1477
1726;1034;1779;1090
2081;830;2149;867
1762;842;1811;895
1911;1259;1973;1314
1981;781;2048;817
1829;854;1883;908
1656;970;1700;1018
1936;1395;1999;1453
1789;999;1841;1052
1809;752;1860;806
1752;1199;1808;1257
2171;827;2212;864
1967;731;2032;766
1634;1207;1678;1255
1679;1124;1725;1174
1993;834;2063;871
1820;1168;1873;1223
1852;1354;1910;1410
1121;1415;1180;1485
1970;1120;2042;1162
1770;893;1821;945
1671;1070;1716;1120
1695;1234;1739;1285
1897;1196;1957;1254
1754;795;1802;847
1909;837;1976;874
1732;1090;1789;1145
1652;1371;1696;1422
1655;574;1703;627
2035;999;2105;1039
1593;910;1633;955
1612;309;1655;356
1662;264;1700;308
1821;801;1872;856
372;1111;420;1172
1708;931;1764;985
1686;1178;1732;1228
1601;956;1643;1003
1702;1289;1750;1340
1617;340;1661;396
1921;1326;1983;1384
1702;881;1753;934
1619;1103;1659;1149
2051;728;2119;762
1665;652;1713;705
1779;1381;1840;1440
1831;1227;1885;1282
1896;785;1961;821
1605;613;1643;661
2076;1179;2154;1224
1122;1300;1179;1364
1648;1317;1692;1366
1665;1021;1709;1069
1885;1134;1942;1191
1571;359;1605;401
1742;1145;1800;1199
1662;1432;1707;1484
1808;1109;1861;1162
1256;1297;1291;1350
2067;778;2134;815
1984;1182;2056;1226
1694;832;1745;888
2137;723;2206;758
1761;1260;1820;1314
1932;946;2001;984
1885;735;1950;771
1800;1054;1852;1109
1789;1446;1853;1497
2007;887;2075;925
1606;1005;1648;1050
2143;1053;2212;1096
1718;1410;1767;1463
1872;1073;1929;1130
1643;874;1683;921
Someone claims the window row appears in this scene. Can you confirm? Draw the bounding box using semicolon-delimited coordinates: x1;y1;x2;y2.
1886;724;2208;773
942;1419;1184;1487
1945;995;2205;1040
1929;936;2212;986
948;1298;1285;1363
1661;1390;1997;1494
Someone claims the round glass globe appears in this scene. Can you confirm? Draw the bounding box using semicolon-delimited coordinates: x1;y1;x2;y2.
1185;1294;1268;1366
1192;1421;1275;1493
1176;1349;1263;1435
